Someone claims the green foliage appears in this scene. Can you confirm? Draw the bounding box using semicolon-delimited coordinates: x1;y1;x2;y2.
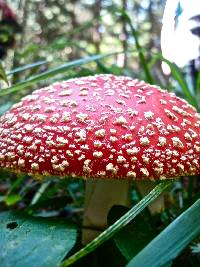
0;61;8;85
4;194;22;206
112;6;155;84
59;182;171;266
0;52;120;96
0;211;76;267
161;57;198;108
127;198;200;267
108;206;157;260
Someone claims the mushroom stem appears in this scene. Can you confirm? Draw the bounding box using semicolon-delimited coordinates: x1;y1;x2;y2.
82;179;131;244
135;181;165;214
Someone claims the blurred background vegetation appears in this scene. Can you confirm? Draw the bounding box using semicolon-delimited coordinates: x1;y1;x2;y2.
5;0;164;84
1;1;200;266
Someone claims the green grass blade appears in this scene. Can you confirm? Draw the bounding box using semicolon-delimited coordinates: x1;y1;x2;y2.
0;53;120;96
195;71;200;95
150;53;197;108
6;175;26;195
127;197;200;267
164;59;197;107
30;181;51;206
0;61;9;85
59;181;172;267
126;22;154;84
7;61;48;76
113;7;154;84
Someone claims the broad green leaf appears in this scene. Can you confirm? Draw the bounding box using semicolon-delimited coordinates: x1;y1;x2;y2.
0;52;120;96
127;198;200;267
59;181;172;267
0;211;77;267
0;61;9;85
108;206;156;260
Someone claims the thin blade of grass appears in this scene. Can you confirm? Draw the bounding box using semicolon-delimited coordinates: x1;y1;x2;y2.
164;59;197;107
195;71;200;95
112;7;154;84
150;53;198;108
0;61;9;85
7;61;48;76
0;52;121;96
59;181;172;267
30;181;51;206
127;198;200;267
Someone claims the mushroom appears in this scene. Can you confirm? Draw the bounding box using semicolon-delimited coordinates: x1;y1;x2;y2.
0;74;200;245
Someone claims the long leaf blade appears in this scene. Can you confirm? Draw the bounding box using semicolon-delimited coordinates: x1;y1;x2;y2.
149;53;198;108
163;58;197;107
7;61;48;76
112;7;154;84
0;61;9;85
127;198;200;267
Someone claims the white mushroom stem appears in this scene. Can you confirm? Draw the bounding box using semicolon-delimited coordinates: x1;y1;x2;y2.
135;181;165;214
82;179;131;244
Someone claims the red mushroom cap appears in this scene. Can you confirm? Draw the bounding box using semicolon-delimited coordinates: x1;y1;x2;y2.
0;74;200;180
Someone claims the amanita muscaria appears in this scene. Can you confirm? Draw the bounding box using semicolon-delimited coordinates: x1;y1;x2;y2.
0;74;200;244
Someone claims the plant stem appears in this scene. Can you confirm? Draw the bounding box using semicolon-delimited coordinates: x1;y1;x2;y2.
59;181;172;267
